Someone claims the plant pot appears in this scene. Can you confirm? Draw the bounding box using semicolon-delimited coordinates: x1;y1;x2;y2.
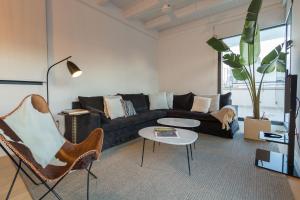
244;117;271;140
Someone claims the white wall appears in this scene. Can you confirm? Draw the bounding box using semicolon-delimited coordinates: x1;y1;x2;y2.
0;0;159;156
0;0;47;115
0;0;47;157
0;0;47;81
158;25;216;95
157;1;286;95
47;0;160;113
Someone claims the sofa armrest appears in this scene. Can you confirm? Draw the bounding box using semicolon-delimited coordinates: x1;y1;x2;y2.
231;105;238;118
86;106;110;123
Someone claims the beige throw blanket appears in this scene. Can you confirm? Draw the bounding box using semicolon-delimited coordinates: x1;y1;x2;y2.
211;106;237;130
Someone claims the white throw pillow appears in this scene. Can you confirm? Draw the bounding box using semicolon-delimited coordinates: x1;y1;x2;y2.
149;92;169;110
201;94;220;112
104;96;126;119
191;96;211;113
166;92;173;109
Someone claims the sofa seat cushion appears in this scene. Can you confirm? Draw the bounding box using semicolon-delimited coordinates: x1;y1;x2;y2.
166;110;219;122
103;110;167;131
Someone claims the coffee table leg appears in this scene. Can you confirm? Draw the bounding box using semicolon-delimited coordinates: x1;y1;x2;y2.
186;145;191;176
141;138;146;167
153;141;155;153
190;144;193;160
194;142;196;149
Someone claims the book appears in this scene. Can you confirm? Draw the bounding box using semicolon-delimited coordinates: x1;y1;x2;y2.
62;109;90;115
154;127;179;138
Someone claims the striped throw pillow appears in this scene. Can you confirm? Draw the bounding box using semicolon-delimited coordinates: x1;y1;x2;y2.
122;100;137;117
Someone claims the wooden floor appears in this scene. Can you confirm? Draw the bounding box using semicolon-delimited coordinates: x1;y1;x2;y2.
0;156;32;200
0;153;300;200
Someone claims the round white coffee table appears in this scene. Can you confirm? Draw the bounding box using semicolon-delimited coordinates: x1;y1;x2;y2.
139;126;198;176
157;117;200;150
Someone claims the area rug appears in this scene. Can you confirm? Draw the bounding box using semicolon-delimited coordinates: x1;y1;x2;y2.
21;133;294;200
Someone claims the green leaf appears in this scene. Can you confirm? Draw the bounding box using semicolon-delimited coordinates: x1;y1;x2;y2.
278;52;287;64
207;37;230;52
241;21;256;43
257;46;287;74
276;52;287;72
240;26;260;65
257;64;276;74
232;68;248;81
223;53;244;68
276;61;286;72
246;0;263;21
261;44;282;65
241;0;262;44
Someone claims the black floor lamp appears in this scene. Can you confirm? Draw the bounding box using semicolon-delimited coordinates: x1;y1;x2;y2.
46;56;82;104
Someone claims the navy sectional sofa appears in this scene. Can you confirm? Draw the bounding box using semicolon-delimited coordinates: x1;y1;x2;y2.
65;93;239;150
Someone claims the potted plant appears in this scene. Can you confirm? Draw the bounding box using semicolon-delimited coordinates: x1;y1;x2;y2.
206;0;292;140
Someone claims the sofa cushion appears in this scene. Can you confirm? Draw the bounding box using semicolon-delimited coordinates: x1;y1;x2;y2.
167;110;219;122
119;94;149;113
191;96;211;113
103;110;167;131
149;92;169;110
220;92;232;109
104;96;126;119
122;100;137;117
78;96;104;111
173;92;194;111
166;92;174;109
200;94;220;112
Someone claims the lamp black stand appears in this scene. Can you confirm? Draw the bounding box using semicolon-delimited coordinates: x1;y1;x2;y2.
46;56;82;104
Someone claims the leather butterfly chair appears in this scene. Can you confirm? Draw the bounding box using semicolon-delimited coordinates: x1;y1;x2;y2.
0;94;104;200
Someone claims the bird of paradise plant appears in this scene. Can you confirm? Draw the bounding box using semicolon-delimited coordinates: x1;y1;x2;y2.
207;0;292;119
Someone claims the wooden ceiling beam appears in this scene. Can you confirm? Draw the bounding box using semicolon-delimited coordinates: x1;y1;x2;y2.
145;0;221;29
145;0;236;29
123;0;162;19
175;0;222;19
145;15;172;29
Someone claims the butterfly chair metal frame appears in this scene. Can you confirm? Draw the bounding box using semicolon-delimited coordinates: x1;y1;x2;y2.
0;94;104;200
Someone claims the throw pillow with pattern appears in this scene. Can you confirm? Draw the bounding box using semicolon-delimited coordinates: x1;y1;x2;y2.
122;100;137;117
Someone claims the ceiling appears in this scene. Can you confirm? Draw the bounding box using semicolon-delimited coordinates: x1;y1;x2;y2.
96;0;284;31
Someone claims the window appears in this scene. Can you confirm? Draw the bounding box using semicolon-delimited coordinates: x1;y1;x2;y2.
220;25;286;122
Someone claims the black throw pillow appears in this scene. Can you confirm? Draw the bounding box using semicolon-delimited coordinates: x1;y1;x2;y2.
119;93;148;113
173;92;195;111
219;92;232;109
78;96;104;111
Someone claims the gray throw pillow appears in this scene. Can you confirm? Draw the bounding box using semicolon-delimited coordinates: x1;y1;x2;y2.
122;100;137;117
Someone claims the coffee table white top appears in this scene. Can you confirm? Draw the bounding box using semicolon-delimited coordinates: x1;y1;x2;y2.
157;118;200;128
138;126;198;145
